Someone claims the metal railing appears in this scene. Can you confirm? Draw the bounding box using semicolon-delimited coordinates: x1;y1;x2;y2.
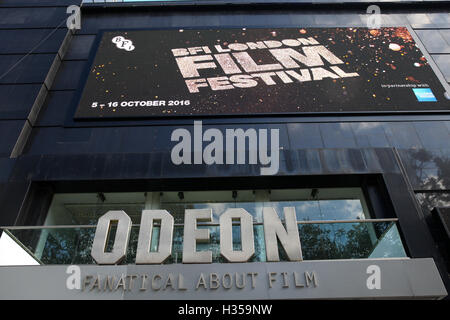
0;218;399;229
0;218;406;265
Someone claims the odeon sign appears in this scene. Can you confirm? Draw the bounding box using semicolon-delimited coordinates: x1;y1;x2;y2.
91;208;303;264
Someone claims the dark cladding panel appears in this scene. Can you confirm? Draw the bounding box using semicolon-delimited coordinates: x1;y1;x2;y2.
0;0;80;6
318;148;368;173
430;207;450;273
297;149;322;174
414;121;450;150
0;158;14;183
440;30;450;47
433;207;450;240
25;123;289;155
384;122;423;149
50;60;86;90
287;123;323;149
350;122;391;148
415;30;450;54
0;180;31;226
215;13;248;27
431;54;450;82
0;84;42;119
396;148;450;190
320;123;357;148
0;120;27;156
421;148;450;190
0;7;68;28
79;12;173;35
313;14;363;26
36;91;75;126
63;35;96;60
426;13;450;27
0;29;67;54
396;148;429;189
0;54;56;84
408;13;450;29
289;14;316;27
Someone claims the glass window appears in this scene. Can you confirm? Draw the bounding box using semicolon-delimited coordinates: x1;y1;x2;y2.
2;187;408;265
43;192;146;225
42;187;370;226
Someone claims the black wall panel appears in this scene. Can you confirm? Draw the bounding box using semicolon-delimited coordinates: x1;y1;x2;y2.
0;54;56;84
0;29;67;54
0;0;77;6
0;84;42;118
35;90;74;126
0;0;70;159
64;35;95;60
50;60;86;90
0;7;68;28
0;120;26;156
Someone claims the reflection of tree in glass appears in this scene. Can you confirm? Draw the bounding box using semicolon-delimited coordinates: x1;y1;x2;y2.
39;229;96;264
297;223;390;260
407;149;450;268
337;223;372;258
168;227;184;264
125;228;139;264
31;221;395;265
407;148;450;216
409;149;450;192
298;224;339;260
71;228;95;264
40;231;73;264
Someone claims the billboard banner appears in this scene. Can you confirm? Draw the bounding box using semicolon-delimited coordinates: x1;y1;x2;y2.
73;27;449;119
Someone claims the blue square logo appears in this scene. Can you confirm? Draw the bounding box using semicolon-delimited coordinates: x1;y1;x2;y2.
413;88;437;102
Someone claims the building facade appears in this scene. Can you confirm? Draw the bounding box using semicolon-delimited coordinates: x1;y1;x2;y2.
0;0;449;299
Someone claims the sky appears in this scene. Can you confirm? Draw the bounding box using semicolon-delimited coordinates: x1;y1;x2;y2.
0;232;40;266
